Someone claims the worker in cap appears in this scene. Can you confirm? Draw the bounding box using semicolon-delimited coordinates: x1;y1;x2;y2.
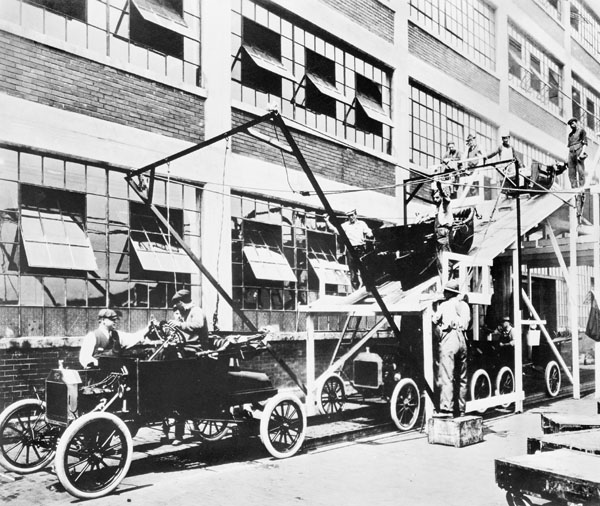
327;209;372;290
79;308;150;368
432;279;471;417
566;116;587;189
465;133;483;173
166;288;209;445
486;127;523;197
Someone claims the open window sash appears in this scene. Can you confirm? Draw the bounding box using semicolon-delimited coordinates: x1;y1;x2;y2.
235;44;297;82
292;73;352;105
308;257;351;286
348;95;394;126
130;0;191;37
243;245;296;283
130;234;197;274
21;209;98;271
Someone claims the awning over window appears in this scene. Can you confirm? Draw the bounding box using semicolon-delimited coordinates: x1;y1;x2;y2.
306;73;352;104
309;258;351;286
131;0;190;37
355;95;394;126
21;209;98;271
243;245;297;283
242;45;297;82
130;235;197;274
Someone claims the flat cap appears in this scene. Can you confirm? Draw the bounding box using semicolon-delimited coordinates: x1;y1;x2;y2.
98;308;119;320
567;117;578;125
443;279;460;294
171;289;192;305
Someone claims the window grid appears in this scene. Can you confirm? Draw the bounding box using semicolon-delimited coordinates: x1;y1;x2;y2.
508;23;564;115
572;77;600;134
409;0;496;71
231;193;347;312
511;136;555;170
571;0;600;58
2;0;201;87
409;82;495;170
0;146;201;336
231;0;392;154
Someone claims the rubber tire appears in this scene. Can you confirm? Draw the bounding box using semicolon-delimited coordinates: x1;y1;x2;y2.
390;378;421;431
55;412;133;499
316;375;345;415
259;393;306;459
544;360;561;397
195;419;229;442
495;366;515;408
470;369;491;413
0;399;56;473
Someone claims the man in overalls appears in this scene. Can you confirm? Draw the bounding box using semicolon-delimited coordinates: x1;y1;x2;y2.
433;280;471;417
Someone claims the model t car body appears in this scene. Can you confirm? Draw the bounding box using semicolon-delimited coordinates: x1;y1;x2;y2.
0;327;306;499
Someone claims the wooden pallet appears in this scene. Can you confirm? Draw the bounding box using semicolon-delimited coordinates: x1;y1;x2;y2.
540;413;600;434
496;449;600;504
427;415;483;448
527;428;600;456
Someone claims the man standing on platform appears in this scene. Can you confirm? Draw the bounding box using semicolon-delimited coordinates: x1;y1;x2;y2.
567;117;587;189
432;280;471;417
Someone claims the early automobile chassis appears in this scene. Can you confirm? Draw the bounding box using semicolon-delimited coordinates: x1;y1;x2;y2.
0;326;306;499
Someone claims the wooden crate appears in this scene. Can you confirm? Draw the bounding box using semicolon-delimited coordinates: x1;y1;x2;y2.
495;449;600;504
540;413;600;434
427;415;483;448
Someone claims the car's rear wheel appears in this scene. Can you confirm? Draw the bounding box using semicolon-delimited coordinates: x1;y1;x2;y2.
544;360;561;397
55;412;132;499
259;393;306;459
470;369;491;413
0;399;58;473
390;378;421;431
495;367;515;408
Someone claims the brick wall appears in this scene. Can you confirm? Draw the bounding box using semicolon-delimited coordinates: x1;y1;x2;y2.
232;109;396;196
408;23;500;104
0;31;205;143
509;89;565;141
318;0;395;43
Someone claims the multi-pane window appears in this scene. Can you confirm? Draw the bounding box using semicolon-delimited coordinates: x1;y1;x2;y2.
231;194;350;317
572;77;600;134
409;81;495;170
1;0;201;86
408;0;496;70
231;0;392;153
570;0;600;58
533;0;561;20
0;146;201;337
511;137;555;170
508;24;563;114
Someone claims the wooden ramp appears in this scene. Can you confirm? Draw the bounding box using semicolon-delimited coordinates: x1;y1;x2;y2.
527;428;600;455
495;449;600;505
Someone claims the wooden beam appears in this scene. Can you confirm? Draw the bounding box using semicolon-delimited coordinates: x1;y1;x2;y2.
306;315;316;416
594;191;600;403
569;203;580;399
513;248;524;413
522;290;574;385
423;306;435;422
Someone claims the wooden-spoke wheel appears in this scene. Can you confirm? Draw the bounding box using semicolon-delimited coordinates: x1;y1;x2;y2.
194;419;229;442
470;369;491;413
316;375;345;415
544;360;561;397
390;378;421;431
55;412;132;499
495;367;515;408
259;393;306;459
0;399;58;473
